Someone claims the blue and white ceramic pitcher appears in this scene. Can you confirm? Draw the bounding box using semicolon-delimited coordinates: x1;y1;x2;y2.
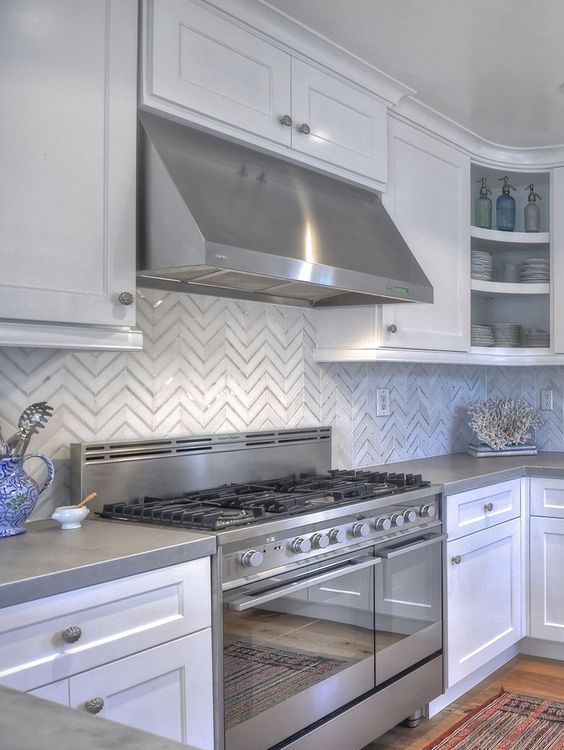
0;455;54;537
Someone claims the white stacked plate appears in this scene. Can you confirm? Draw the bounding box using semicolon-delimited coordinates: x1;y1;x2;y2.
524;329;549;348
520;258;549;283
471;324;495;347
471;249;493;281
491;323;522;347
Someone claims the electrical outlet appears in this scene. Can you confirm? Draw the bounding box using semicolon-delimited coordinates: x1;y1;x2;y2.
541;389;554;411
376;389;391;417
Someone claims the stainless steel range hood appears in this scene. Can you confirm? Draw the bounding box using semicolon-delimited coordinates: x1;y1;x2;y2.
137;112;433;307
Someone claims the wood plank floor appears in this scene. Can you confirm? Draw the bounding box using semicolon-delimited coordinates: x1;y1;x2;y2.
363;656;564;750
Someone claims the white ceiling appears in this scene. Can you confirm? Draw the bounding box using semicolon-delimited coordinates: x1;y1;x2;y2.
266;0;564;148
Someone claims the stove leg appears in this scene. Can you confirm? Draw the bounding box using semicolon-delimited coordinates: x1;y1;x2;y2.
402;708;423;728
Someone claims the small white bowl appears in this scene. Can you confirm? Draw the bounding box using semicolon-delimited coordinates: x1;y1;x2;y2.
51;506;90;530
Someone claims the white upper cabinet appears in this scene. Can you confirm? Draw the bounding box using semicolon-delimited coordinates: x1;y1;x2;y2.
380;120;470;351
552;167;564;353
142;0;388;188
0;0;138;334
147;0;292;146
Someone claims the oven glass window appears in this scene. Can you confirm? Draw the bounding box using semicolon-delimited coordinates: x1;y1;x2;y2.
223;555;377;750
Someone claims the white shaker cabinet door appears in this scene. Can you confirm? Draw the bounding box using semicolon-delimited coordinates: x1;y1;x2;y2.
0;0;137;327
146;0;291;146
381;120;470;351
530;516;564;642
291;59;387;183
69;631;214;750
446;519;521;687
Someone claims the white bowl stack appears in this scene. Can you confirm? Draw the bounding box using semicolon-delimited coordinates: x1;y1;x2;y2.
520;258;549;283
491;323;522;347
471;249;493;281
471;324;495;347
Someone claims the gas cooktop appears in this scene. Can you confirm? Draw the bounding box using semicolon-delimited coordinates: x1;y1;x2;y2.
101;469;431;531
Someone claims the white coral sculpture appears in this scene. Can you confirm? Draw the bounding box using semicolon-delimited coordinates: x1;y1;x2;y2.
467;397;543;450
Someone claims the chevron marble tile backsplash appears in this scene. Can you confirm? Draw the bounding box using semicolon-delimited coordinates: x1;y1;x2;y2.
3;288;559;520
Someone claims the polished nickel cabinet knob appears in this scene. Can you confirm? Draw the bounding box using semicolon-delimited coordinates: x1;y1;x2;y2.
61;625;82;644
311;533;330;549
403;509;417;523
329;528;346;544
351;522;369;538
451;555;462;565
390;513;404;527
118;291;134;306
292;536;312;554
420;504;436;518
84;697;105;714
484;502;494;512
279;114;293;126
241;550;263;568
297;123;311;134
387;324;398;334
375;517;392;531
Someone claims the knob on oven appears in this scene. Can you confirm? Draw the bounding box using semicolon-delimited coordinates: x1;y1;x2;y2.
311;533;330;549
403;509;417;523
351;522;369;538
375;517;392;531
329;528;345;544
292;537;312;554
420;504;436;518
241;550;263;568
390;513;404;527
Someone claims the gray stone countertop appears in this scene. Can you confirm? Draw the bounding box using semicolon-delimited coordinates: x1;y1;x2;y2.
0;516;215;608
366;451;564;495
0;684;200;750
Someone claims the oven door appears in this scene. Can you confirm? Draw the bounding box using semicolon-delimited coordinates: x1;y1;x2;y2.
222;552;379;750
374;531;445;685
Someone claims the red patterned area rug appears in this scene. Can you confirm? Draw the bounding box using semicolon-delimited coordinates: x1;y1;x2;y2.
421;691;564;750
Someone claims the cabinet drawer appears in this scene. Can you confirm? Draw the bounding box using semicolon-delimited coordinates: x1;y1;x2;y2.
0;558;210;691
530;477;564;518
446;480;520;540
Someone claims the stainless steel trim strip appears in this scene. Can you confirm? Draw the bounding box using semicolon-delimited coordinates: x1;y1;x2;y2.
224;556;381;611
378;533;447;559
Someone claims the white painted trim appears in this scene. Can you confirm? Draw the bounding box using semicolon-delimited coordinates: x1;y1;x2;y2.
519;637;564;661
314;347;564;366
0;321;143;350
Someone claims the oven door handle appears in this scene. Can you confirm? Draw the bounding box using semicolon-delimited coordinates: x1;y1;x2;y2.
224;556;382;612
377;533;447;559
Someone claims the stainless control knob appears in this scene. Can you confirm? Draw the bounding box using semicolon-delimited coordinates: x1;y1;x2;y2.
352;522;369;538
118;291;134;306
311;533;330;549
241;550;263;568
84;697;104;714
390;513;404;527
292;537;312;554
329;528;346;544
375;517;392;531
61;625;82;644
420;504;436;519
403;509;417;523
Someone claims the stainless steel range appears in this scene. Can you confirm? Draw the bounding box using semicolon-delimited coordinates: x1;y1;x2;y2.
71;427;444;750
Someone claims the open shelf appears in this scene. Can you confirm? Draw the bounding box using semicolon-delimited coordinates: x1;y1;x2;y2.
471;280;549;295
471;226;550;246
469;346;551;356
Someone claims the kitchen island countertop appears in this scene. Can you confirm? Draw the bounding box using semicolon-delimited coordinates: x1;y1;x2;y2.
0;517;215;607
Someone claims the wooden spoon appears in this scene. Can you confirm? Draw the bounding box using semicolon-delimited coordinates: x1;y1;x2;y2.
73;492;97;509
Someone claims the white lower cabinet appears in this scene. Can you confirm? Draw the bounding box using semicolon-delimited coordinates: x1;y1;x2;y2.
530;516;564;642
446;518;522;686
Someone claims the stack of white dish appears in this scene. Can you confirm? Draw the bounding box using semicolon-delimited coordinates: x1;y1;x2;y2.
520;258;549;283
491;323;522;347
524;329;549;347
471;324;495;347
471;249;493;281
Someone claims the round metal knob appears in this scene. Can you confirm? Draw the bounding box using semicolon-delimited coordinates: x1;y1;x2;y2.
484;502;494;512
61;625;82;644
387;324;398;334
311;533;330;549
279;114;293;127
375;517;392;532
84;697;104;714
403;509;417;524
420;504;436;519
451;555;462;565
329;528;346;544
390;513;404;527
297;123;311;135
352;522;369;538
241;550;263;568
118;291;134;306
292;536;312;554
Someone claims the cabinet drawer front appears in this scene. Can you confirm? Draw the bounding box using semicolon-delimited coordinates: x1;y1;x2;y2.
530;478;564;518
446;480;520;540
146;0;291;145
0;558;210;691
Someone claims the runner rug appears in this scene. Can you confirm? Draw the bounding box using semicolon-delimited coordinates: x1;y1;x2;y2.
223;638;348;727
422;691;564;750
